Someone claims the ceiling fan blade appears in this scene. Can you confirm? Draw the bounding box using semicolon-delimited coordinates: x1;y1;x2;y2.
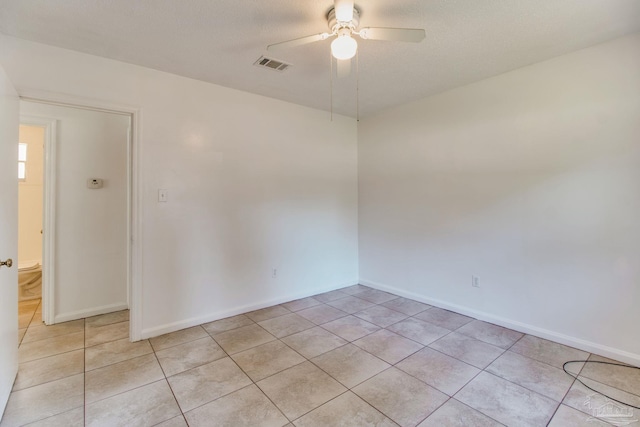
359;27;426;43
336;58;351;79
267;33;331;51
334;0;354;22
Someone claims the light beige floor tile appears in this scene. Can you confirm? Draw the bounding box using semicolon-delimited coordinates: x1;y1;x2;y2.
281;327;348;359
85;310;129;328
580;354;640;396
387;317;450;345
351;288;399;304
167;357;252;412
155;336;226;376
486;351;574;401
149;326;209;351
258;313;315;338
202;314;253;335
18;328;26;345
456;321;523;349
548;404;609;427
353;305;408;328
397;347;480;396
338;284;371;295
313;289;350;303
326;296;376;314
311;344;390;388
321;315;380;341
19;331;85;363
22;319;84;344
85;338;153;371
381;297;432;316
13;349;84;391
257;361;347;421
509;335;589;374
85;380;180;427
428;332;505;369
154;416;188;427
232;340;305;382
282;297;322;312
1;374;84;426
455;372;558;427
414;308;473;331
354;368;448;427
18;300;40;314
562;375;640;419
212;324;276;354
294;391;396;427
85;353;165;404
296;305;348;325
246;305;291;322
19;312;35;329
185;385;289;427
417;399;503;427
85;321;129;347
353;329;424;364
25;407;84;427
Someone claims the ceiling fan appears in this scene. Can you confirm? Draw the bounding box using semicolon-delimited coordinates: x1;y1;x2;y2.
266;0;425;118
267;0;426;68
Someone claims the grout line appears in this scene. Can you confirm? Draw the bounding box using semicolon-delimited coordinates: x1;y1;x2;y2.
83;316;86;426
150;345;185;422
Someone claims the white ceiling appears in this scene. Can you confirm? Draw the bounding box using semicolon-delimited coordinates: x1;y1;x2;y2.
1;0;639;118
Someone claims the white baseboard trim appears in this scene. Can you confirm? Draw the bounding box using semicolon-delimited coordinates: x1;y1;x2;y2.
53;302;129;324
360;278;640;367
140;280;359;340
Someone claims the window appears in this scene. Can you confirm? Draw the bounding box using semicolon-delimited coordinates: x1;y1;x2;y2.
18;142;27;181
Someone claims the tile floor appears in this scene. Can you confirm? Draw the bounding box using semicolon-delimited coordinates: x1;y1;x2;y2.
2;286;639;426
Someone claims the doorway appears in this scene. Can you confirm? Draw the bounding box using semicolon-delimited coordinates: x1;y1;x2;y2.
18;100;132;333
17;124;45;342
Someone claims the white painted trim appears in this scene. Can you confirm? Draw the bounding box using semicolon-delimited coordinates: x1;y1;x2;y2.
19;115;57;326
19;90;143;340
359;278;640;367
140;280;359;339
54;302;129;324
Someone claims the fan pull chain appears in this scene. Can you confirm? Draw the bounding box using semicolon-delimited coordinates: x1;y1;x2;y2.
356;51;360;122
329;51;334;122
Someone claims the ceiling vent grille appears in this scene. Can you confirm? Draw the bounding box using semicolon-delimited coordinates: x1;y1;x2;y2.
254;56;291;72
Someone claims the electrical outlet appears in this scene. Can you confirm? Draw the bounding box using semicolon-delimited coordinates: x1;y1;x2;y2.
472;276;480;288
272;268;277;279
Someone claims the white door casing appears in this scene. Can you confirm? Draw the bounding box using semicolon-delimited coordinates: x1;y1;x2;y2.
0;66;19;415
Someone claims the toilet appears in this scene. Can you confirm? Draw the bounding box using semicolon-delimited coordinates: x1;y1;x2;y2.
18;262;42;301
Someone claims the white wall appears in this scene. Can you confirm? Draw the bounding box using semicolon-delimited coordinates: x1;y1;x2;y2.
20;101;129;321
358;33;640;364
18;124;44;266
0;35;359;337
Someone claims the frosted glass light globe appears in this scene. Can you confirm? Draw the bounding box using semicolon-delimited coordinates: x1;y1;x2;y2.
331;34;357;60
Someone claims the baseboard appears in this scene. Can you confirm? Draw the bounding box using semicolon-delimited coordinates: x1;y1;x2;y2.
53;302;129;324
140;280;359;340
359;278;640;368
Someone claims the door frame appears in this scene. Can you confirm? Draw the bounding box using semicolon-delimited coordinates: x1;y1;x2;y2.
20;92;143;341
19;115;57;326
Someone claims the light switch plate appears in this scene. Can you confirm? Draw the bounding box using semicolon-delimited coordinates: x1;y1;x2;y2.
158;189;168;202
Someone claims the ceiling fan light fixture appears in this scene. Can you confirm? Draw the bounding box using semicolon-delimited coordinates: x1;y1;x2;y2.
331;32;357;60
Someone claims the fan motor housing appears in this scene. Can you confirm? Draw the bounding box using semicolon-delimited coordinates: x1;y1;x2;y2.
327;7;360;31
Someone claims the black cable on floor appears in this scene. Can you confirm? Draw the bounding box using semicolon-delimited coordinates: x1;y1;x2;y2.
563;360;640;410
